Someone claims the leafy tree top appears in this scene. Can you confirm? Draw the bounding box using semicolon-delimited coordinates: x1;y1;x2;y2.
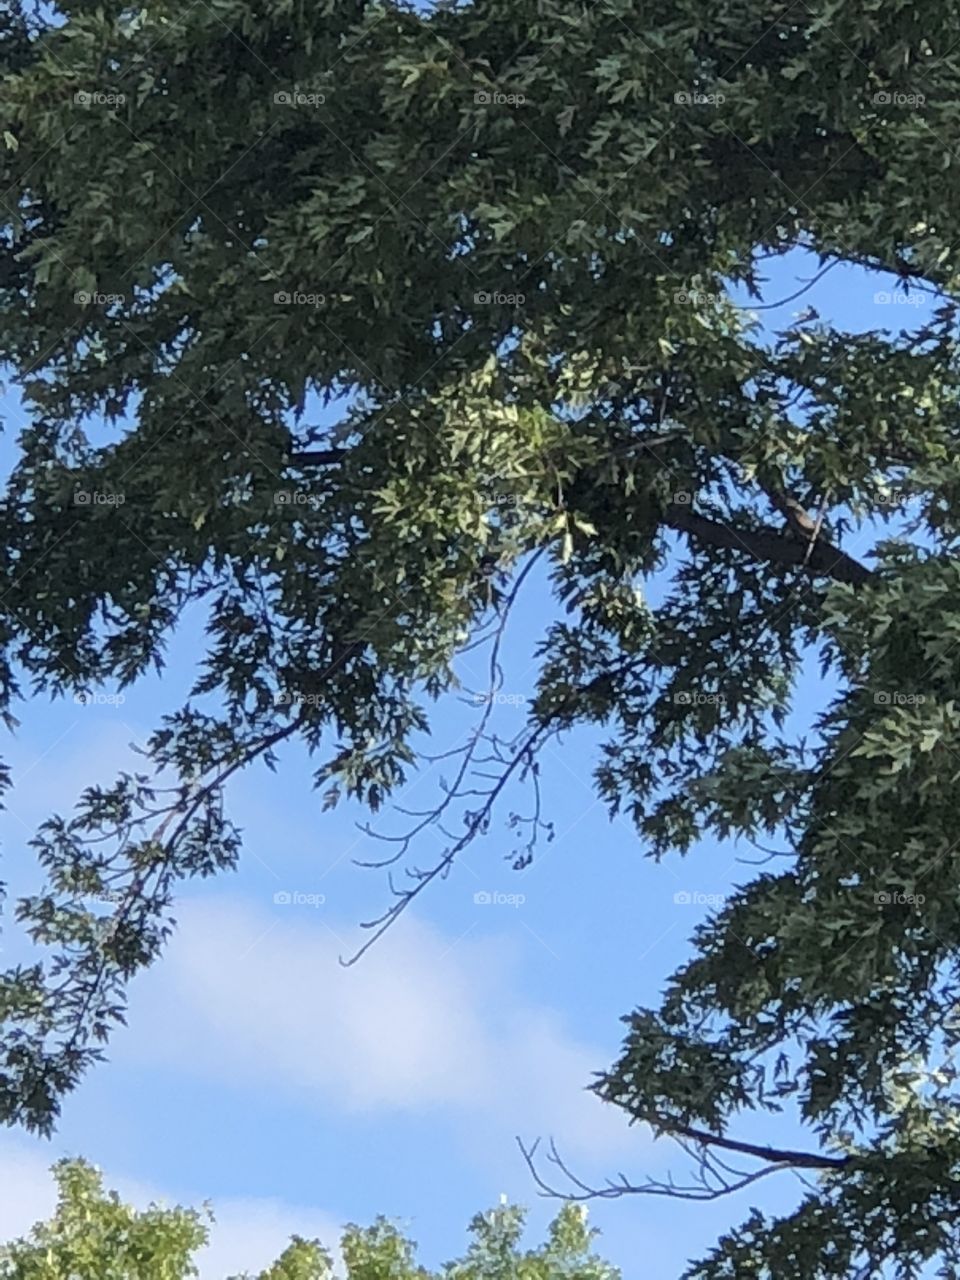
2;0;960;1273
0;1159;620;1280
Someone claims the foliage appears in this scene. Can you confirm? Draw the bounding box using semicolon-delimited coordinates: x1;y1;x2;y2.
0;1159;619;1280
0;1159;210;1280
2;0;960;1273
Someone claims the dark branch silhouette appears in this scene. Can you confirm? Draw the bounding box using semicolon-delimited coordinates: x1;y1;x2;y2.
516;1121;851;1206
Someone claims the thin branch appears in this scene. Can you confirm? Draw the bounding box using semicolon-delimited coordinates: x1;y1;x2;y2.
288;448;347;466
799;490;830;573
341;551;547;958
59;714;304;1060
661;1118;850;1170
748;260;839;311
516;1137;811;1204
517;1114;852;1207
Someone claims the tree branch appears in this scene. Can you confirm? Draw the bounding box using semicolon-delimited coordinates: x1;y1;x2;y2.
517;1120;851;1206
289;448;346;466
661;1119;850;1170
664;502;874;587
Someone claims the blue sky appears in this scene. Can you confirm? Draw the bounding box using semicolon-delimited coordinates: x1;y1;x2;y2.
0;250;931;1277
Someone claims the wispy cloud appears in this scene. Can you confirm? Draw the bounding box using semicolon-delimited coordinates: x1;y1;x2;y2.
120;897;638;1166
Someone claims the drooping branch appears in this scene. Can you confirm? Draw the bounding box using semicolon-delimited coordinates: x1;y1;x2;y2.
342;550;553;966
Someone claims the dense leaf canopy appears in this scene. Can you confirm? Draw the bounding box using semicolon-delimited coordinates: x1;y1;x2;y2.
3;0;960;1274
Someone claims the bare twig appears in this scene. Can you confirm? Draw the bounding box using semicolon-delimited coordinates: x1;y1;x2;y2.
516;1119;851;1205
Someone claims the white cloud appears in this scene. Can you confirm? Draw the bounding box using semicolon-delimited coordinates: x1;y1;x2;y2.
197;1196;342;1279
2;707;647;1199
121;898;638;1168
0;1141;343;1279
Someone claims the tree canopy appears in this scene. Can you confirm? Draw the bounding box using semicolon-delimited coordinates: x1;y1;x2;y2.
0;1158;619;1279
3;0;960;1274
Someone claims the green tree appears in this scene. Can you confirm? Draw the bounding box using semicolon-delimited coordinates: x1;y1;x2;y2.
3;0;960;1273
0;1159;211;1280
0;1160;619;1280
